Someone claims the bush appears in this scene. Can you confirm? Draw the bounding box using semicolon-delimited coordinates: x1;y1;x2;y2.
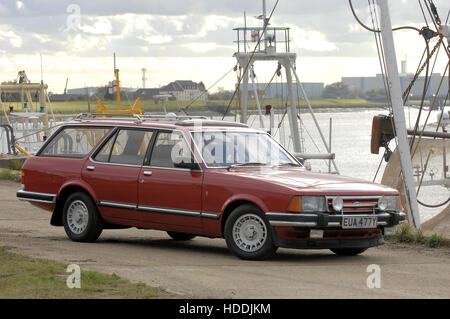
427;234;446;248
391;223;448;248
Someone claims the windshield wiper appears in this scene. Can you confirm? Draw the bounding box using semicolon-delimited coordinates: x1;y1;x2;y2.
273;162;301;167
227;162;267;170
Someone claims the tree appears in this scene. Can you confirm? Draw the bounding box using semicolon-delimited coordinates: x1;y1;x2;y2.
364;89;388;102
322;82;351;99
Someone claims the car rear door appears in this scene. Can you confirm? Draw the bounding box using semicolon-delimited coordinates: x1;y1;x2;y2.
82;128;154;224
137;130;203;230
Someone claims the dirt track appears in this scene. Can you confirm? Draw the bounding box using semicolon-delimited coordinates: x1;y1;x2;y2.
1;180;449;298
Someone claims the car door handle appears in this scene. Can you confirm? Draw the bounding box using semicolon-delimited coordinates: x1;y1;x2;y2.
86;166;95;171
143;171;152;176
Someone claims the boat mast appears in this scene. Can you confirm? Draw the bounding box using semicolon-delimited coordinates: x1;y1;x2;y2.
377;0;421;228
114;53;121;110
232;0;338;173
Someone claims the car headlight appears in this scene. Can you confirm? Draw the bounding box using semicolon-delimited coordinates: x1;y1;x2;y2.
332;196;344;212
287;196;326;213
378;195;399;211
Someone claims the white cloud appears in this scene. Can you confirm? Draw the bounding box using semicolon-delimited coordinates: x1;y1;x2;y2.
182;42;218;52
79;17;113;35
289;26;338;52
0;26;23;48
140;35;173;45
16;1;24;10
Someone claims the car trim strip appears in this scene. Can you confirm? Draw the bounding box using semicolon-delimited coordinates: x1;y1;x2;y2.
138;205;201;217
97;200;137;210
16;190;56;204
97;200;220;219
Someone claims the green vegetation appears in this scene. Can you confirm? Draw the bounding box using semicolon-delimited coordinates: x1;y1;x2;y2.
34;98;387;115
386;224;448;248
8;160;23;171
0;246;167;299
0;169;21;182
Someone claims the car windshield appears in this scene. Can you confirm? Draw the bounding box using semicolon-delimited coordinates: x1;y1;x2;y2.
191;131;301;168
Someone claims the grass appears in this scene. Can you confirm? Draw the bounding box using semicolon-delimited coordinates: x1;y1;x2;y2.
386;223;448;248
8;160;23;171
0;169;21;182
4;98;388;115
0;246;167;299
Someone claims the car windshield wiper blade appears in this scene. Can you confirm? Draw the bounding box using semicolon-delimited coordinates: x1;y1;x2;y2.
275;162;301;167
227;162;267;169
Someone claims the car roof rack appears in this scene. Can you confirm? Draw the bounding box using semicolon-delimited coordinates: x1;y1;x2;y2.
72;113;249;128
73;113;208;123
175;120;249;128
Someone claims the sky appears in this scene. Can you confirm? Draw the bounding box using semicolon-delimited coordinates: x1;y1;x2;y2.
0;0;448;94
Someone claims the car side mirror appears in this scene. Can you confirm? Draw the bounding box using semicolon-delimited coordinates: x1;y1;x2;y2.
174;156;201;170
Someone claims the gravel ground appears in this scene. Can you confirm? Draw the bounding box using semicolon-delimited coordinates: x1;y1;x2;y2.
1;180;449;298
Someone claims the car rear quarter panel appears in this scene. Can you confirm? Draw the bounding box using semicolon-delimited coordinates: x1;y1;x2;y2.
22;156;85;210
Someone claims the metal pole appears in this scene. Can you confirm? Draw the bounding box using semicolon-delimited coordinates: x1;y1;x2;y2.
239;58;250;124
283;59;302;153
377;0;421;228
290;64;340;174
262;0;267;51
250;68;265;128
329;117;332;173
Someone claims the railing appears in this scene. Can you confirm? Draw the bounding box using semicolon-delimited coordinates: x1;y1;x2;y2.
74;113;208;123
233;27;291;54
0;124;17;155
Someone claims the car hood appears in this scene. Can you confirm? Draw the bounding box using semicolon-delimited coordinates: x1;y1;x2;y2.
224;167;397;195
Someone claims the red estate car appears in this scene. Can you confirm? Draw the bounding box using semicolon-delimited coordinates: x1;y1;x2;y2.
17;114;405;260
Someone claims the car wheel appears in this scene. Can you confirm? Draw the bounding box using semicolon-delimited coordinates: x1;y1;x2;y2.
224;204;278;260
63;191;103;242
330;248;367;256
167;231;196;241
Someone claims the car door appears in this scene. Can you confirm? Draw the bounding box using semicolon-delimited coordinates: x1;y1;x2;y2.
137;130;203;229
82;128;153;224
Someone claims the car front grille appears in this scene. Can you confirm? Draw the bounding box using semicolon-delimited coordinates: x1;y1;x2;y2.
326;195;381;214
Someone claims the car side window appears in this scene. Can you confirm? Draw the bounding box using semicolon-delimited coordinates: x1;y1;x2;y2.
150;131;195;168
40;127;111;158
94;129;153;166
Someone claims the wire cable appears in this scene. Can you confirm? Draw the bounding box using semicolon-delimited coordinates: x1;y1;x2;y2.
182;65;236;115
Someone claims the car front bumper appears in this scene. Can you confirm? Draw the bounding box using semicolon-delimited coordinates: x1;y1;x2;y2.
266;211;406;228
271;230;384;249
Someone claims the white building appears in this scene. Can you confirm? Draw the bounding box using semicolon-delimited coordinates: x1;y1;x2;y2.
160;80;206;101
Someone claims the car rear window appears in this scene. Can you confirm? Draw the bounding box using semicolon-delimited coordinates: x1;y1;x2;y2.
94;129;153;166
39;127;112;158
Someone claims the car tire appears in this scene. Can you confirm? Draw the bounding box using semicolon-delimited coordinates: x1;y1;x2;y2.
330;248;367;256
224;204;278;260
167;231;196;241
63;191;103;242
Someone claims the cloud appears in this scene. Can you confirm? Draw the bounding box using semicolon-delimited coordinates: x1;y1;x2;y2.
0;0;448;92
0;25;23;48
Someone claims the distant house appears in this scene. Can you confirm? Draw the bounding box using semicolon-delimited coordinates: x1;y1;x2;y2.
159;80;206;101
134;88;161;100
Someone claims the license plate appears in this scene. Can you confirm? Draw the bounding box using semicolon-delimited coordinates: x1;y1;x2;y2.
342;216;378;229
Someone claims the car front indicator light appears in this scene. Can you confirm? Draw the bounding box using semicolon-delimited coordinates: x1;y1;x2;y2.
287;196;302;213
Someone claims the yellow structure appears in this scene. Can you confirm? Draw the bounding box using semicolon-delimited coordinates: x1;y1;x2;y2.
95;96;143;115
94;61;143;115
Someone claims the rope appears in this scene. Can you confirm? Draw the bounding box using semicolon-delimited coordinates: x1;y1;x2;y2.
349;0;422;33
182;65;236;114
246;66;279;122
418;197;450;208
